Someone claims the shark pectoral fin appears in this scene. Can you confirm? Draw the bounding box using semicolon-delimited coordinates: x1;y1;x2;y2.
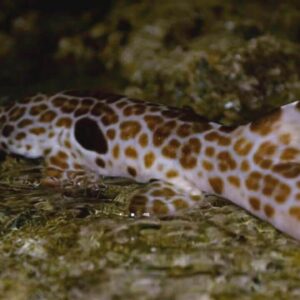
128;180;203;217
41;154;98;188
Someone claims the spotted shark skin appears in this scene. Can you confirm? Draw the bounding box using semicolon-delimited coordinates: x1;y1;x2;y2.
1;90;300;240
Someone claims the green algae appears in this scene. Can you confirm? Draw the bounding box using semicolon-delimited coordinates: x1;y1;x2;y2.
1;1;300;299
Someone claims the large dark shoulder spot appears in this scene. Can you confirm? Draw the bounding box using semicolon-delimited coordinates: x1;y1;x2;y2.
74;118;108;154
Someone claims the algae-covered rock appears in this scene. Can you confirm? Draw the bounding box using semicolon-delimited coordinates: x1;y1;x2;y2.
87;1;300;123
1;158;300;299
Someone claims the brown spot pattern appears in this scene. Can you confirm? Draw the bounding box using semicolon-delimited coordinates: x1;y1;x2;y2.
0;115;7;124
57;151;68;159
279;133;291;145
209;177;223;194
264;204;274;218
280;147;299;161
202;160;213;171
152;199;169;215
73;163;83;170
56;117;72;128
179;138;201;169
151;188;175;197
205;146;215;157
39;111;57;123
124;104;146;116
15;132;26;140
162;139;180;159
246;171;262;191
204;131;230;146
74;106;90;117
144;115;164;130
125;146;138;159
81;98;95;106
253;142;276;163
166;169;178;178
30;127;46;135
64;140;72;148
192;122;213;134
173;198;189;210
116;101;128;109
112;144;120;159
30;104;48;116
2;125;14;137
127;166;137;177
289;206;300;220
138;133;148;147
153;120;176;147
107;129;116;140
272;163;300;178
120;121;141;140
274;181;291;203
49;152;69;169
217;151;237;172
262;174;279;196
52;97;66;107
96;157;105;168
263;176;290;203
228;176;240;187
91;103;119;125
234;137;253;156
18;119;33;128
241;160;250;172
180;152;197;169
9;107;26;121
249;197;261;210
144;152;155;168
60;99;79;113
250;108;282;135
177;124;192;137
